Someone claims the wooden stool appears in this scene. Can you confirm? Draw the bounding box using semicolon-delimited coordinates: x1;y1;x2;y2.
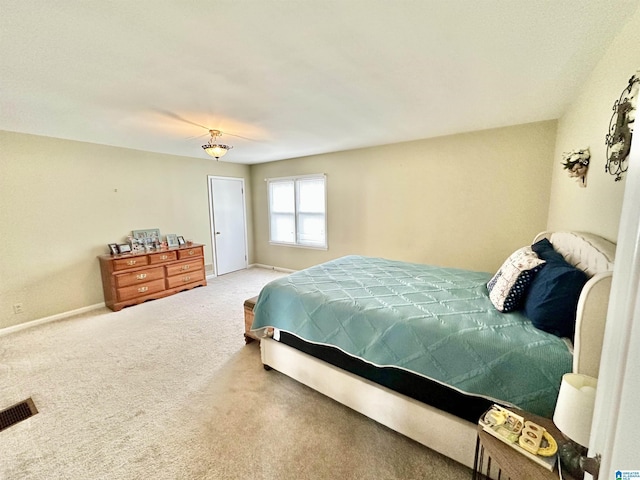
243;296;259;343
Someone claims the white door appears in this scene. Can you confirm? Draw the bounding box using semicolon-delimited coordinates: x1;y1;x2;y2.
209;176;248;275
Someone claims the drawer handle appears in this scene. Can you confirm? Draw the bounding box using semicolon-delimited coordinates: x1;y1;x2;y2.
188;250;194;255
182;276;191;282
127;260;137;266
181;265;190;271
138;286;149;293
161;255;168;260
136;273;147;280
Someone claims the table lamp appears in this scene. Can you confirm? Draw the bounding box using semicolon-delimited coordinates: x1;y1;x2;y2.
553;373;600;479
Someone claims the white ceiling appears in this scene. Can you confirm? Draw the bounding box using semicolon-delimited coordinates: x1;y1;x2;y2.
1;1;637;164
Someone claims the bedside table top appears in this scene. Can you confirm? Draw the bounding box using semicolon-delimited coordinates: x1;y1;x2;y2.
475;408;578;480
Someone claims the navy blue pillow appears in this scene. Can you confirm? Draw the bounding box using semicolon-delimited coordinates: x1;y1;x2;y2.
531;238;563;262
524;239;588;338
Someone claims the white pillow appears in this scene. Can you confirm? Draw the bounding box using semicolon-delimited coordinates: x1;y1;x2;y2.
487;246;545;312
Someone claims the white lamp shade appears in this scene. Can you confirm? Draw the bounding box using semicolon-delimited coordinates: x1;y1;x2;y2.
553;373;597;447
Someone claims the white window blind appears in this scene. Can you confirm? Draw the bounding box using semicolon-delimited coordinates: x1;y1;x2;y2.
268;175;327;248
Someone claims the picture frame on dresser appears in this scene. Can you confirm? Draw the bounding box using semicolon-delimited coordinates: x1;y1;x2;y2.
166;234;179;247
177;235;185;246
117;243;131;254
132;228;161;249
132;228;161;241
108;243;119;255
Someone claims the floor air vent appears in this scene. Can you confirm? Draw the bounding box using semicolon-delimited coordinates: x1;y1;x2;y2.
0;397;38;432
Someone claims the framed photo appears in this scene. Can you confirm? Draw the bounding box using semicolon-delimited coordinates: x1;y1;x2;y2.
177;235;186;246
132;229;161;246
117;243;132;254
166;234;179;248
108;243;119;255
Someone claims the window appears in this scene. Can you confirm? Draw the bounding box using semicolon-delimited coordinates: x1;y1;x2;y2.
268;175;327;248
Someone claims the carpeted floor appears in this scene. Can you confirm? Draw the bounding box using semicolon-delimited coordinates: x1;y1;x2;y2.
0;267;472;480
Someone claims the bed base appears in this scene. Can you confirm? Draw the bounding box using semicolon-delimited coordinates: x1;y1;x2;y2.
260;337;477;469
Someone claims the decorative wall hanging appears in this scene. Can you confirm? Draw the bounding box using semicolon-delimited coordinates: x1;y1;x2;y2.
605;70;639;181
562;148;591;187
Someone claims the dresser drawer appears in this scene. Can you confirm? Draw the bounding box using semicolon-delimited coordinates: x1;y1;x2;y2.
115;266;164;288
178;246;203;259
166;270;205;289
117;278;165;302
165;259;203;277
148;251;178;264
113;255;149;271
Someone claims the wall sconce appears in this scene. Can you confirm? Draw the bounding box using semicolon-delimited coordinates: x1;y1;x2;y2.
562;148;590;187
605;70;639;182
553;373;600;479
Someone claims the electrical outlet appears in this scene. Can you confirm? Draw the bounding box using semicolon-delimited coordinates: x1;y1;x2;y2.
13;303;24;314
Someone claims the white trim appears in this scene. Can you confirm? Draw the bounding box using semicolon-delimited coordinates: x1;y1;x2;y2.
264;173;326;182
588;122;640;476
0;303;105;337
267;241;328;251
207;175;249;276
248;263;296;273
266;174;327;249
207;175;218;277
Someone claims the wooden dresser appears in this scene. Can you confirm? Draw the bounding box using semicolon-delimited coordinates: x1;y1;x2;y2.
98;244;207;311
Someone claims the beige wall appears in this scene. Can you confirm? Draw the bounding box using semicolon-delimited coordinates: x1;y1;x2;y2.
5;5;638;330
548;6;640;241
0;131;251;328
251;121;557;273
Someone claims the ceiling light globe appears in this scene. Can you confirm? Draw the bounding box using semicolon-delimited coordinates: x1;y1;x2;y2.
202;143;232;160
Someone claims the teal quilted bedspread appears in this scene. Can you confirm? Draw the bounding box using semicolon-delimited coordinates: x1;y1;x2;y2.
252;255;572;417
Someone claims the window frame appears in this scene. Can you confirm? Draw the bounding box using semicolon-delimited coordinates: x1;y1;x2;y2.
267;174;328;250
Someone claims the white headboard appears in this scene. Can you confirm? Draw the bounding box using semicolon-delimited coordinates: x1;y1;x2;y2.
533;231;616;378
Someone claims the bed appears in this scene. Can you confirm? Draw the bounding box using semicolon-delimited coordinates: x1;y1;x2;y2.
250;231;615;468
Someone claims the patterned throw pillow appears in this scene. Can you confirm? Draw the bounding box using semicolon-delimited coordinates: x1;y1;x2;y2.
487;246;545;312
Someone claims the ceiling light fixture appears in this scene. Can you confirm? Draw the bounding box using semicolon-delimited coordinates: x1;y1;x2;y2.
202;129;233;160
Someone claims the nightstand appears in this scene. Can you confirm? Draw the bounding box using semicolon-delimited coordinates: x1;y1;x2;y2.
472;407;577;480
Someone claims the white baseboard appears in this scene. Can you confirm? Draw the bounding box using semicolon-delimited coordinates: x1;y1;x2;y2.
0;302;106;337
205;264;294;280
0;266;289;336
249;263;296;273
